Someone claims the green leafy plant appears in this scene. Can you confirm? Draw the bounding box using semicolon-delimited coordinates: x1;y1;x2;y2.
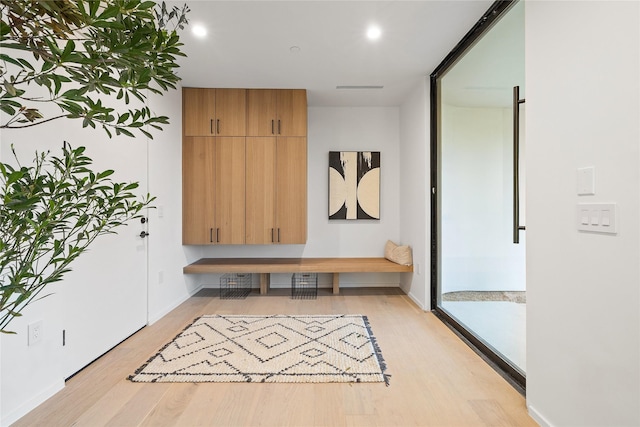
0;143;154;333
0;0;188;138
0;0;189;333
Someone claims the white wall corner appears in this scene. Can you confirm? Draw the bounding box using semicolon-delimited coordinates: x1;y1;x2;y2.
147;284;204;325
527;404;552;427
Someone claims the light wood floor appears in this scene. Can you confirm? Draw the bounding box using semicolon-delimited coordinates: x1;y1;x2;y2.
14;288;537;427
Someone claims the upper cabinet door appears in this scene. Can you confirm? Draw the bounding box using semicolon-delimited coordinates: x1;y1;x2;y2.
183;88;246;136
247;89;277;136
215;88;246;136
276;90;307;137
247;89;307;136
183;88;216;136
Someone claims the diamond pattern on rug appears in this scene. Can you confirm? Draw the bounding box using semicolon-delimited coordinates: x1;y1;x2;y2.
129;314;388;384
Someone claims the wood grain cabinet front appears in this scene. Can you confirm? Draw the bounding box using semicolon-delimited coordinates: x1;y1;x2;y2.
182;136;245;245
245;137;307;244
183;88;246;137
247;89;307;137
183;88;306;245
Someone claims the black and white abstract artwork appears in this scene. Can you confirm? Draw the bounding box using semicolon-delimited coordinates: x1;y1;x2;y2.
329;151;380;220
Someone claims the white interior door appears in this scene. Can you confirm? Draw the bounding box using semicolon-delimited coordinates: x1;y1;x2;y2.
61;137;149;378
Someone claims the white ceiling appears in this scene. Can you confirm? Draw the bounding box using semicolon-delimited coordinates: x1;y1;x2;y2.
173;1;494;107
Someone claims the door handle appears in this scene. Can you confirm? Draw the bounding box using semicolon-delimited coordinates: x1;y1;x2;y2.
513;86;526;244
140;231;149;238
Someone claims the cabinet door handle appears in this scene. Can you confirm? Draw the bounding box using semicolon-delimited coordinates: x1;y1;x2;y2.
216;119;220;134
271;228;274;243
277;120;281;135
216;228;220;243
277;228;281;243
210;228;213;243
210;119;213;134
271;120;274;135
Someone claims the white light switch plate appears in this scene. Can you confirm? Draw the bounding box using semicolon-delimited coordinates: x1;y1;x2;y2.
577;203;617;234
577;167;596;195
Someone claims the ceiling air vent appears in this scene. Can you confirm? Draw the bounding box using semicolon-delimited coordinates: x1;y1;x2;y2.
336;85;384;89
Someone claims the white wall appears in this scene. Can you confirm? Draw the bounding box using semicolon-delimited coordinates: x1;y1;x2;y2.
526;1;640;426
194;106;404;289
399;78;430;309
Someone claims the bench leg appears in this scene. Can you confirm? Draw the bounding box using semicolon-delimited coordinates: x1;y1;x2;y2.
260;273;270;295
333;273;340;295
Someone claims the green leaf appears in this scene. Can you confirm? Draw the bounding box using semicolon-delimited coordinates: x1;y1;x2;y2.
0;53;24;68
89;0;100;17
61;40;76;60
3;81;17;97
98;6;120;20
0;21;10;37
97;170;115;179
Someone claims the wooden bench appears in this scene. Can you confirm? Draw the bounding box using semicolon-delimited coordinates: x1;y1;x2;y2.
183;257;413;295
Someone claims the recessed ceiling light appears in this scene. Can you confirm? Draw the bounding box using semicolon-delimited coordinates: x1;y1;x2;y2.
366;25;382;40
192;25;207;38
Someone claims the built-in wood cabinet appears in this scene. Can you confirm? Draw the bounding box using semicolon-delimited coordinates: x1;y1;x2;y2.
183;88;246;137
274;137;307;243
247;89;307;137
245;137;307;244
182;136;245;245
182;137;215;244
183;87;307;245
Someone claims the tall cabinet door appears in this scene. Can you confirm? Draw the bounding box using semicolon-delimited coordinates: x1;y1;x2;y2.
183;88;216;136
215;137;246;244
277;89;307;136
182;137;215;244
276;137;307;244
245;137;276;244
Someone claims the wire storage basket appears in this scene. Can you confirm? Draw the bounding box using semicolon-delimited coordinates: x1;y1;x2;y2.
291;273;318;299
220;273;252;299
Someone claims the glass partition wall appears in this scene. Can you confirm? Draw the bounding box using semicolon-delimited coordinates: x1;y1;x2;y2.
431;0;525;388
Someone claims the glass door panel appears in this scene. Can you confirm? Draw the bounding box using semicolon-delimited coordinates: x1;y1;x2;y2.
436;1;526;376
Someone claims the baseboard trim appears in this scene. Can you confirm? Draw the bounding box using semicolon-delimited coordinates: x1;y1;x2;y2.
1;379;64;427
527;404;552;427
407;290;428;310
147;284;204;325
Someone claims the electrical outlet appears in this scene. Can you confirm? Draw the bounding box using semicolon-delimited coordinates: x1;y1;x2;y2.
28;320;43;346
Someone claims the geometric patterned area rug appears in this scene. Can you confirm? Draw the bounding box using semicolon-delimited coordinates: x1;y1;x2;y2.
129;314;389;385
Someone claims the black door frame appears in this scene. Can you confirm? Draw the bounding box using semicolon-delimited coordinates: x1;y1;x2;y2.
429;0;526;392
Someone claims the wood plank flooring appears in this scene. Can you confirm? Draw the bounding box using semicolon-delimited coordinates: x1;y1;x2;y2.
13;288;537;426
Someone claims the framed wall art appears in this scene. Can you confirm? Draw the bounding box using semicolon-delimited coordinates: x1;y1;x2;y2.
329;151;380;220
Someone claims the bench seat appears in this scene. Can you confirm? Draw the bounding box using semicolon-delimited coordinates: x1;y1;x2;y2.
183;257;413;295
